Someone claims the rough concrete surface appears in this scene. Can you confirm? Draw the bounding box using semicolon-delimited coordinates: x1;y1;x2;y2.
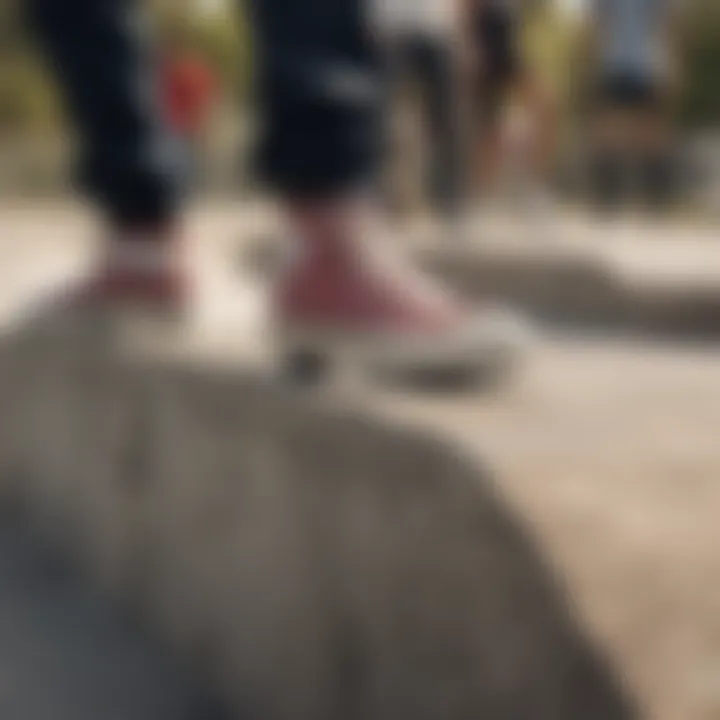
373;339;720;720
0;513;231;720
0;203;718;720
0;323;636;720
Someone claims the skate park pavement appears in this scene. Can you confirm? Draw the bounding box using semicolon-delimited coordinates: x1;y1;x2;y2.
0;201;719;720
0;514;232;720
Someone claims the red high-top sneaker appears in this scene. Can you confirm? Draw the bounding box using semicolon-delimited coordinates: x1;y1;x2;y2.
273;204;529;385
18;228;190;337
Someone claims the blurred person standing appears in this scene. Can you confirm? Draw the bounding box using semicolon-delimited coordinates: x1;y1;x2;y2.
468;0;558;215
252;0;524;379
370;0;469;233
586;0;680;211
160;39;218;187
25;0;191;312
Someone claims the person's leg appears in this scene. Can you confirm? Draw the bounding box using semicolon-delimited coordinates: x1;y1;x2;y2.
379;36;415;218
631;87;677;210
637;114;676;209
27;0;187;306
417;37;465;221
590;110;630;212
471;2;517;204
473;82;507;201
513;71;557;194
247;0;525;377
589;76;636;213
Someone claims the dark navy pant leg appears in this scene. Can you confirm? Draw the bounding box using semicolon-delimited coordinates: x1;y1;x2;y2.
247;0;384;197
26;0;186;226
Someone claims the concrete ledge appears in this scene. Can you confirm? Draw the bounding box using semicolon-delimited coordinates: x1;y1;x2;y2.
421;245;720;340
0;323;634;719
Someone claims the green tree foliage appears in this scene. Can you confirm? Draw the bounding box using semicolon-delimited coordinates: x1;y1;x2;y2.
0;0;251;137
0;0;61;134
0;0;717;136
152;0;251;101
678;0;720;128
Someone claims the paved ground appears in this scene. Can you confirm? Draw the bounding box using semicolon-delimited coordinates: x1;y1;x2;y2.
1;202;719;720
0;516;231;720
374;338;720;720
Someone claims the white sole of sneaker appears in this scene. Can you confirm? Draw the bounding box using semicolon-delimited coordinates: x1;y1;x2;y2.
275;313;531;390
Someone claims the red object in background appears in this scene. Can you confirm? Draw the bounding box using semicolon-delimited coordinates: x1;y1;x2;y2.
161;53;216;138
